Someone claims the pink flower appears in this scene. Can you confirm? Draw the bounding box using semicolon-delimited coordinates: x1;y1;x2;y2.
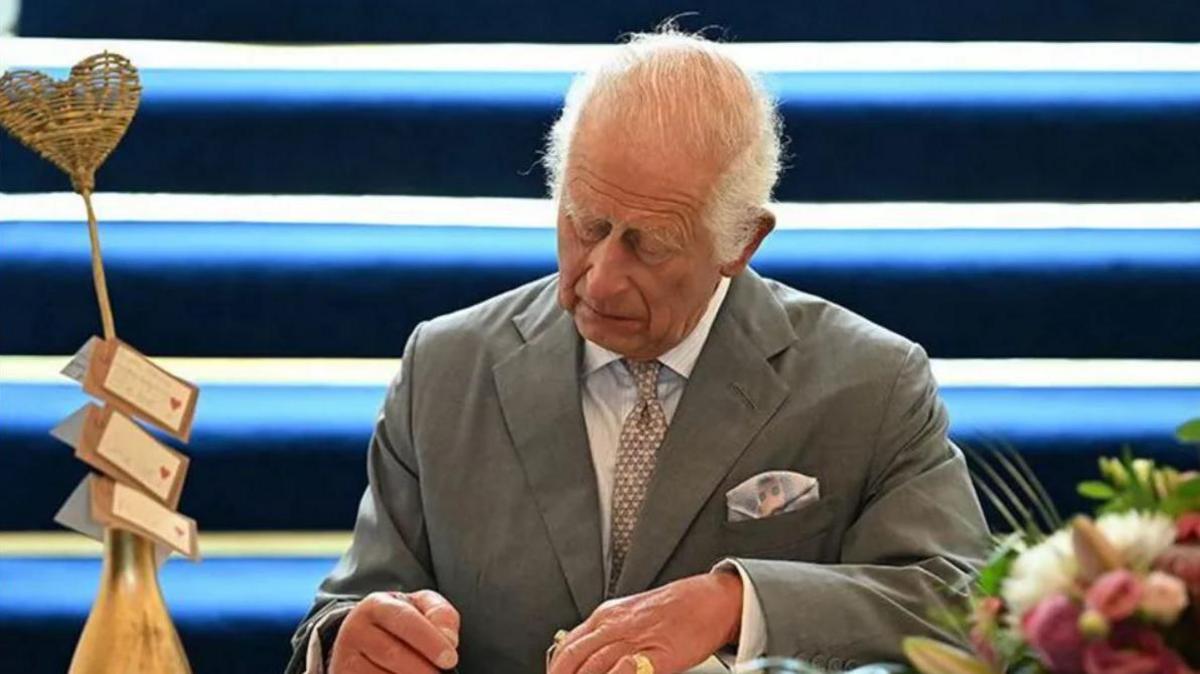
1155;544;1200;595
1082;623;1192;674
1139;571;1189;624
1022;594;1086;673
1178;512;1200;543
1086;570;1143;621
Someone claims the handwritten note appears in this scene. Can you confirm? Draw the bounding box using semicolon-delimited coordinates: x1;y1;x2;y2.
90;475;199;560
84;405;189;507
97;410;185;504
83;339;198;441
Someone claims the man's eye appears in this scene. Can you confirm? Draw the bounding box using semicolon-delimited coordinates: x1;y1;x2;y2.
580;221;609;242
635;236;674;262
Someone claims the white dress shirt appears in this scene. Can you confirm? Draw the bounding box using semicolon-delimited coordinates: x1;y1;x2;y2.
580;276;769;667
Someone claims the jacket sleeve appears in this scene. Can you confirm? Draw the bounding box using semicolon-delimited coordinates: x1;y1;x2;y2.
284;323;437;673
730;343;990;672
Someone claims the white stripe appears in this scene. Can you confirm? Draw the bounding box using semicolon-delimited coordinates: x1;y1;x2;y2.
933;360;1200;388
3;356;1200;388
2;37;1200;73
0;531;351;557
5;193;1200;229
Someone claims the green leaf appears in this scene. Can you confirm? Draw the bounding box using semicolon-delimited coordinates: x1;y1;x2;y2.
977;548;1016;596
1178;418;1200;444
1176;477;1200;499
1078;481;1117;500
993;445;1062;531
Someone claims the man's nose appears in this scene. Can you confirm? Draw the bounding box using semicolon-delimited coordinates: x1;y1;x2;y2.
585;235;633;301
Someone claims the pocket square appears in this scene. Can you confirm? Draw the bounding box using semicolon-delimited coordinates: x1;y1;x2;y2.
725;470;819;522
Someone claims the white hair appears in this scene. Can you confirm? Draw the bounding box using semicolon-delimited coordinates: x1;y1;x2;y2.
544;28;783;263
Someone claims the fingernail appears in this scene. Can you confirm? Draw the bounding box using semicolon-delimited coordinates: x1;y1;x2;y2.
440;627;459;646
436;650;457;669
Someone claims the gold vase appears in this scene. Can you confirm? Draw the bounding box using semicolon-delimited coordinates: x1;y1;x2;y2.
69;528;192;674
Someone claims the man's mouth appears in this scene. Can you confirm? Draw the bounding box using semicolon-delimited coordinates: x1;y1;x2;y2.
579;299;639;323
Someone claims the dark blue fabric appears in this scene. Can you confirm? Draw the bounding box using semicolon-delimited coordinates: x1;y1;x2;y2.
4;70;1200;200
18;0;1200;43
3;222;1199;358
3;380;1198;530
0;557;332;674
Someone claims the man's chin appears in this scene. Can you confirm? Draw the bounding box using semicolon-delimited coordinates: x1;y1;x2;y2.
574;315;645;355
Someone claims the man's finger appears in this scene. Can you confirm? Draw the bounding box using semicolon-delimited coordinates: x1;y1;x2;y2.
603;655;640;674
549;625;619;674
358;623;441;674
345;651;394;674
407;590;462;646
576;641;634;674
367;594;459;670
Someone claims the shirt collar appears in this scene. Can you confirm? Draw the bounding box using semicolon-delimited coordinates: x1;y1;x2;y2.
582;276;732;379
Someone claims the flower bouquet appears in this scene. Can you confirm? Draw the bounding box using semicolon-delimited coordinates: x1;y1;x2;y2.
904;416;1200;674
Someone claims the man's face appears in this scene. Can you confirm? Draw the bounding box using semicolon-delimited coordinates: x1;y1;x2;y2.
556;124;727;361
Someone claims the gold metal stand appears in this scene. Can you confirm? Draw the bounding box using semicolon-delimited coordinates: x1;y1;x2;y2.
69;529;191;674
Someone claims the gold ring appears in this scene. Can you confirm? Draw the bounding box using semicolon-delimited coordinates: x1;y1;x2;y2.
631;652;655;674
546;629;571;670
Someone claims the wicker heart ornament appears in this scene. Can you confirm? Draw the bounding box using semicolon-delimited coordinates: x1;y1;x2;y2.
0;52;140;193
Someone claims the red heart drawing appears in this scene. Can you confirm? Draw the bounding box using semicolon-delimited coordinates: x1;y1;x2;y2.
169;397;181;411
159;466;171;480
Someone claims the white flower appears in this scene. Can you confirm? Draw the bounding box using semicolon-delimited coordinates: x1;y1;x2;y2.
1002;529;1077;621
1000;512;1176;621
1095;511;1176;570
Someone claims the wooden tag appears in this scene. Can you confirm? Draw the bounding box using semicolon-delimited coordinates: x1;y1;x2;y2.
83;338;199;442
77;404;189;508
89;475;200;560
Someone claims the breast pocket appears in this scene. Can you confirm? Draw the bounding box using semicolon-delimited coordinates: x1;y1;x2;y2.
720;497;837;559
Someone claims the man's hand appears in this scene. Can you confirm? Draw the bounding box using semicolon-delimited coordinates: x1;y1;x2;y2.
548;571;743;674
330;590;461;674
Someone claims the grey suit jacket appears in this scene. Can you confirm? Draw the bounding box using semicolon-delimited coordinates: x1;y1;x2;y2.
286;270;989;674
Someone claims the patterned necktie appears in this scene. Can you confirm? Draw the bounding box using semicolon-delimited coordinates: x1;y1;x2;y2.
607;359;666;596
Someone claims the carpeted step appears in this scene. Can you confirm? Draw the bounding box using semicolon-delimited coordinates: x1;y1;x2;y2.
2;377;1197;531
17;0;1200;43
3;60;1199;201
3;211;1199;358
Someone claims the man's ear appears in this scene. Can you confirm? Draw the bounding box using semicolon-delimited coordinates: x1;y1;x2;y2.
718;208;775;277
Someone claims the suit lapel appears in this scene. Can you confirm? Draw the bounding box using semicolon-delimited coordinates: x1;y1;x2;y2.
614;271;796;595
493;293;605;620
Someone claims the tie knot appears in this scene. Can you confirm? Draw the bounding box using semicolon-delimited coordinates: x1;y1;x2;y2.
624;359;661;402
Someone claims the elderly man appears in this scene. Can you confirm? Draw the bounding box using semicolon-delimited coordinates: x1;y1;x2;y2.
286;30;988;674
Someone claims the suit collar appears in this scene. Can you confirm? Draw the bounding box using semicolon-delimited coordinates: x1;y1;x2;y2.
496;279;605;619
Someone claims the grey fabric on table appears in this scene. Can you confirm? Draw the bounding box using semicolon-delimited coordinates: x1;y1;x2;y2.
285;270;989;674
